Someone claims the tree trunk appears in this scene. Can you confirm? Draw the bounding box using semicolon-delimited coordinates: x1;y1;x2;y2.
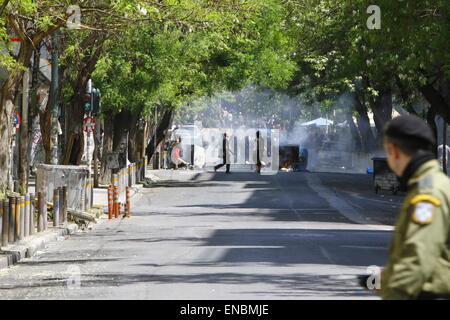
0;100;15;191
99;112;114;185
426;106;438;154
127;111;143;163
346;112;362;152
353;92;377;152
0;56;33;187
371;87;393;143
0;14;66;187
145;108;175;160
113;110;133;153
19;71;30;191
420;84;450;124
63;96;86;165
39;91;53;164
62;33;107;165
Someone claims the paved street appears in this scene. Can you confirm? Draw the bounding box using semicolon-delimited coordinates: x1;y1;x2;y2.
0;170;400;299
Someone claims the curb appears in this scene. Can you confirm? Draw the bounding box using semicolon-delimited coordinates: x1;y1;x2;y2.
0;223;79;270
0;182;146;271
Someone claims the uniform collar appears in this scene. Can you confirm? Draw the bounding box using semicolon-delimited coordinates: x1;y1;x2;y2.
406;159;441;189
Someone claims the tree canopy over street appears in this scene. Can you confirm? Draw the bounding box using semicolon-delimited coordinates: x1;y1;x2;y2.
0;0;449;189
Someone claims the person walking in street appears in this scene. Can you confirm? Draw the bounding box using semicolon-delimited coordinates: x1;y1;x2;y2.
214;132;232;173
378;115;450;300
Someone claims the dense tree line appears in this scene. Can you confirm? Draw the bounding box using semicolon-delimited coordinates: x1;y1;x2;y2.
0;0;448;190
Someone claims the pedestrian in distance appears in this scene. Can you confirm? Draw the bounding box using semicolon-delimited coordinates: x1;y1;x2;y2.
171;138;189;169
256;130;262;173
255;130;267;173
373;114;450;300
437;139;450;171
214;132;232;173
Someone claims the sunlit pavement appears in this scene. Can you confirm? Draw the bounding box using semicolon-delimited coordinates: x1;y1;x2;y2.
0;170;400;299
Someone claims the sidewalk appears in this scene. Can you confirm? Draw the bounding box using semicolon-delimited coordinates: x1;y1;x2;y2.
0;177;146;270
315;171;404;226
0;223;79;269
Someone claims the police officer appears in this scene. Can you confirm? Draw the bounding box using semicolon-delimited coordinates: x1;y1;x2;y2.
379;114;450;300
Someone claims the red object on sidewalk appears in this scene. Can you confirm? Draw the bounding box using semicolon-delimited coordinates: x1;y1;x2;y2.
107;186;113;220
114;186;119;218
126;186;131;217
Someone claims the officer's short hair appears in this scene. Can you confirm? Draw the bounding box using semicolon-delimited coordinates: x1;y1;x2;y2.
383;115;436;156
384;135;434;156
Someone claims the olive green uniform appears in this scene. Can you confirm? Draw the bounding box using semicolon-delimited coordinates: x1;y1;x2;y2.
380;159;450;299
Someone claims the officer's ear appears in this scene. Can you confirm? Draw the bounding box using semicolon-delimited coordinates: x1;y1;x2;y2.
384;141;400;159
390;143;403;159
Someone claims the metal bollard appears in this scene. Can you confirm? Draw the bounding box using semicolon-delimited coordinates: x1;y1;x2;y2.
8;196;15;243
80;179;86;212
24;194;30;238
15;196;21;241
62;187;67;225
18;196;24;241
85;180;89;211
37;192;45;232
43;192;48;230
126;186;131;217
53;188;60;227
108;185;113;220
114;185;119;218
58;187;63;225
90;178;93;209
29;193;35;235
2;199;9;247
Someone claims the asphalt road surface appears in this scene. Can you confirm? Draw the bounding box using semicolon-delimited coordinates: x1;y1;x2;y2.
0;169;400;299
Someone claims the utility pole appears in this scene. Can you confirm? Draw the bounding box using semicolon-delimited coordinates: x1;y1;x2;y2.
49;30;60;165
86;79;93;185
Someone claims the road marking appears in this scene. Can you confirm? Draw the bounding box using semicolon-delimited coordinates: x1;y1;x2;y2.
319;246;336;264
340;245;386;250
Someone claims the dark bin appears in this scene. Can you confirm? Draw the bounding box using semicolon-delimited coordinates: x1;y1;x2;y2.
297;148;308;171
371;157;400;194
279;145;308;171
279;145;299;170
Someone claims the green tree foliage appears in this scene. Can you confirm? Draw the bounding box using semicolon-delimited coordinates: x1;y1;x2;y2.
93;0;296;119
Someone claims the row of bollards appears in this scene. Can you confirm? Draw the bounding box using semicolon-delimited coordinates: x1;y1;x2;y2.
1;193;35;247
106;156;147;220
107;184;130;219
0;187;68;248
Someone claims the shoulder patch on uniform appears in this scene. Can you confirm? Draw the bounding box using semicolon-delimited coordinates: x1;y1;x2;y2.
418;176;433;189
410;194;441;206
412;202;434;225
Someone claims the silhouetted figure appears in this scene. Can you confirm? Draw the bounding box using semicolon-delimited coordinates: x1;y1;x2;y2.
214;133;231;173
256;130;261;173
